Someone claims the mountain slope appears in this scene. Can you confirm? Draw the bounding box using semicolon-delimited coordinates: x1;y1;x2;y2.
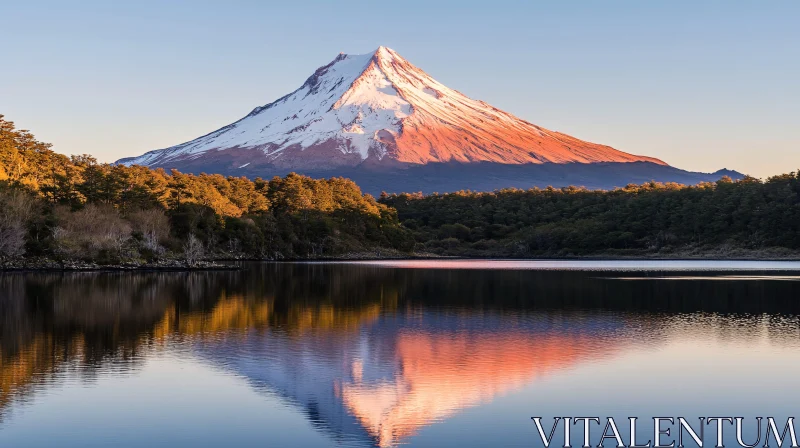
118;46;666;171
289;163;742;196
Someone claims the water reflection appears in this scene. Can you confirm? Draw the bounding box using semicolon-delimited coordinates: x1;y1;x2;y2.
2;263;800;447
338;322;624;446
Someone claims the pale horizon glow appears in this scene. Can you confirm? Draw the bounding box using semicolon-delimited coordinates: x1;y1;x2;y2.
2;1;798;178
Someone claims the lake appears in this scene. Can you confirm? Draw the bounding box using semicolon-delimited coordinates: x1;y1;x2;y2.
1;261;800;447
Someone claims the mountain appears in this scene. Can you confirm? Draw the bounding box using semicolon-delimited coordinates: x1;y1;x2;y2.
117;46;740;193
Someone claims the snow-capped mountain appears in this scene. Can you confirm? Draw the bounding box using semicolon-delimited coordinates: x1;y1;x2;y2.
118;46;665;171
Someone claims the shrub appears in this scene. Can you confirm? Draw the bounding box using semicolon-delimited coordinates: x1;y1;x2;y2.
0;189;36;259
53;204;132;261
127;208;170;257
183;233;204;266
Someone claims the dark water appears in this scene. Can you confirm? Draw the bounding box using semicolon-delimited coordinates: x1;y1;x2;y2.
1;261;800;448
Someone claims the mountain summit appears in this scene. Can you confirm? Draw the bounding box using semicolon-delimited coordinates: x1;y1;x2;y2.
118;47;666;172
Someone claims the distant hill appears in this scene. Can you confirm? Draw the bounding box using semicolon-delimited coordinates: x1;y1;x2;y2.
329;162;742;195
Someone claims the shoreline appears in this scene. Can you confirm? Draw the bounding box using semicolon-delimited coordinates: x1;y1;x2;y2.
0;259;241;273
3;251;800;272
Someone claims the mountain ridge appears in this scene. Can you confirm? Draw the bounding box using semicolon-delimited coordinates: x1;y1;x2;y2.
184;161;743;196
117;46;667;171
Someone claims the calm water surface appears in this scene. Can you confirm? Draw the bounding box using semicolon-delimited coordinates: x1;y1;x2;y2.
1;261;800;447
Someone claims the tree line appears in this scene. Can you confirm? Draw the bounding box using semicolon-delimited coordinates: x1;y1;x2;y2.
0;115;413;265
380;173;800;257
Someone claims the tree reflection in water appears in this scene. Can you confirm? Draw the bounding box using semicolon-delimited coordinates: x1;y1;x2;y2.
2;263;800;446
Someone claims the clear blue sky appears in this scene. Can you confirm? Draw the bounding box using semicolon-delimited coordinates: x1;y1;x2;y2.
3;0;798;177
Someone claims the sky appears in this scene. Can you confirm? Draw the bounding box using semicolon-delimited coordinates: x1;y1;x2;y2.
2;0;798;178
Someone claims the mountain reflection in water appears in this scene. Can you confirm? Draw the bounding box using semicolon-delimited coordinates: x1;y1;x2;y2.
2;263;800;447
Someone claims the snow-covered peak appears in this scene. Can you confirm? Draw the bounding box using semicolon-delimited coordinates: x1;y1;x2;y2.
117;47;666;170
373;46;400;62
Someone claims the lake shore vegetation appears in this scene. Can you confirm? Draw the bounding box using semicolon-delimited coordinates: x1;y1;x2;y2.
2;114;798;268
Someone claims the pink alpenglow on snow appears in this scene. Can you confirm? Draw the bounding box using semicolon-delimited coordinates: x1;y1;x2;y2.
118;47;666;171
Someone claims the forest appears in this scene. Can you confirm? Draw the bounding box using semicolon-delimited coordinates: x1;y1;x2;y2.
380;173;800;258
0;115;413;267
1;113;799;267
